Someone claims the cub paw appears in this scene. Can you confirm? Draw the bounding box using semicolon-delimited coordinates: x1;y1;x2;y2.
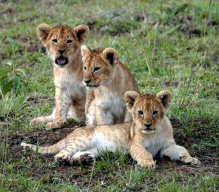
138;159;155;168
54;153;71;165
80;153;95;165
46;121;63;130
30;118;43;125
30;116;53;126
71;152;95;165
180;155;201;165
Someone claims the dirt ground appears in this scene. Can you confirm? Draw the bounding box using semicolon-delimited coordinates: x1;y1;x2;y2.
5;120;219;188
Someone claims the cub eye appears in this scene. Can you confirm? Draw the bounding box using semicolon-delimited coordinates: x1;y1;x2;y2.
52;39;58;44
138;110;143;115
153;110;158;115
66;40;72;44
94;67;100;72
83;66;87;71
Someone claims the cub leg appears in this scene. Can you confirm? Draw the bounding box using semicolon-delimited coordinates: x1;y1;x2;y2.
46;87;72;130
30;115;53;125
86;104;97;125
130;141;155;168
95;106;114;125
54;144;88;164
54;148;75;164
30;107;57;126
68;95;86;123
85;91;97;125
161;143;200;165
85;90;95;115
55;128;95;164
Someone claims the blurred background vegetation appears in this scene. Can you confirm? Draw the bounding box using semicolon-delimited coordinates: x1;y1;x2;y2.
0;0;218;191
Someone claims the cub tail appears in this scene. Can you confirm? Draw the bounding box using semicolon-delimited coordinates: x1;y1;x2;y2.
21;139;65;154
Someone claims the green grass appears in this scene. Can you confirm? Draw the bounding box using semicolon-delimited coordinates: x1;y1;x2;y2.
0;0;219;191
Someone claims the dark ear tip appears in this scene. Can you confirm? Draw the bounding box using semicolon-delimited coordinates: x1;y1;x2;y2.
124;91;139;111
156;90;172;110
103;48;118;66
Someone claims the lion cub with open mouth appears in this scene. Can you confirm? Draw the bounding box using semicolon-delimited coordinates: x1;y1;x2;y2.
21;90;200;168
30;24;89;130
81;45;139;125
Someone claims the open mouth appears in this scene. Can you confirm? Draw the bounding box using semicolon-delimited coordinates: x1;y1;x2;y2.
55;56;68;66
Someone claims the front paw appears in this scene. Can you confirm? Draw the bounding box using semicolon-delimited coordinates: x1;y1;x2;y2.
30;118;43;125
46;121;63;130
54;153;71;165
180;155;201;165
138;159;155;168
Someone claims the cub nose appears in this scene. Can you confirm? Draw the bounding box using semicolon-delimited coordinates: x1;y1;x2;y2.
58;49;65;54
144;123;152;128
84;79;91;84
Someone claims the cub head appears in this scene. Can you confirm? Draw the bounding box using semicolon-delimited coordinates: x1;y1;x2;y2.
38;23;89;68
81;45;119;90
124;90;172;134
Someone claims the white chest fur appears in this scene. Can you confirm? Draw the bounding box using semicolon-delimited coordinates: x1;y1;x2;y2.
142;128;166;157
54;76;85;98
142;123;175;157
96;90;126;117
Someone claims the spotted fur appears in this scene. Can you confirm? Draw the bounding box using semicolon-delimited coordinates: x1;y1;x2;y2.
22;90;200;167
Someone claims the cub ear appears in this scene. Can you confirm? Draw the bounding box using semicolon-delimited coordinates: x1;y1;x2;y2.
81;45;90;57
124;91;140;111
37;23;52;44
156;90;172;112
74;24;89;44
102;48;118;66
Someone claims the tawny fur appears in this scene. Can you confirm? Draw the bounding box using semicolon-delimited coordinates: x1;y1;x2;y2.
22;90;200;167
30;24;89;130
81;46;139;125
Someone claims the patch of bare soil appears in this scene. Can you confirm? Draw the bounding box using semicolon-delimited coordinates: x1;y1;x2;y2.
2;120;219;188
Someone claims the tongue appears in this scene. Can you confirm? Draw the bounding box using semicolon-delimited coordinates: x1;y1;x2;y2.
57;58;66;64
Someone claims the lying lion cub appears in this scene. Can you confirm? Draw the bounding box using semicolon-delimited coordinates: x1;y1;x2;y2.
21;90;200;167
81;45;139;125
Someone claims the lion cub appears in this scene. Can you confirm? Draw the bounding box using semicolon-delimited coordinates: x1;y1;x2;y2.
22;90;200;168
81;45;139;125
30;24;89;130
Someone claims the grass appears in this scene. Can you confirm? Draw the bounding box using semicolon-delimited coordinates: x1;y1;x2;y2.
0;0;219;191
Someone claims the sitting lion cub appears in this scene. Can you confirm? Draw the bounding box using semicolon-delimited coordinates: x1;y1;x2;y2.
21;90;200;167
81;45;139;125
30;23;89;130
